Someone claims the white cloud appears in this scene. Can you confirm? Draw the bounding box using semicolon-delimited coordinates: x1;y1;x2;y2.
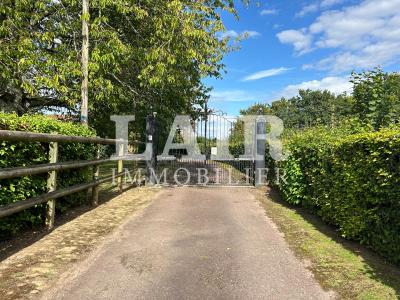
278;0;400;73
219;30;260;39
261;9;278;16
210;90;261;102
243;30;261;38
219;30;239;39
277;76;352;98
276;29;313;54
242;67;291;81
320;0;344;8
296;4;319;17
296;0;345;17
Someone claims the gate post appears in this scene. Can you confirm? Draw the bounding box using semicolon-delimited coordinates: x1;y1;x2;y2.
254;115;266;187
146;112;157;184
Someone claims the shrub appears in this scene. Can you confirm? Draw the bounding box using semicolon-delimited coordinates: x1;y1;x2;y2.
276;125;400;264
0;113;96;238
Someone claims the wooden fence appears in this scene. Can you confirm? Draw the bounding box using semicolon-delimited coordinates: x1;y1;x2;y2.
0;130;127;229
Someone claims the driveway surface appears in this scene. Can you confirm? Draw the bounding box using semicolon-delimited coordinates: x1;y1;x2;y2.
42;187;332;300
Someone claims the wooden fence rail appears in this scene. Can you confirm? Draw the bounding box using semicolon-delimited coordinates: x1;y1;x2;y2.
0;158;113;180
0;172;125;219
0;130;118;144
0;130;128;229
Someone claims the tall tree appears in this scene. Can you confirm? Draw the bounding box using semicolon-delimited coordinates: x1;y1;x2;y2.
351;68;400;129
0;0;239;133
0;0;81;113
80;0;89;125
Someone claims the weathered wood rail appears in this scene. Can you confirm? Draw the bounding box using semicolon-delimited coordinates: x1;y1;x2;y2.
0;130;128;229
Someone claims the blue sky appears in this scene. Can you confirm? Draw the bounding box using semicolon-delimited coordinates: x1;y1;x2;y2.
205;0;400;116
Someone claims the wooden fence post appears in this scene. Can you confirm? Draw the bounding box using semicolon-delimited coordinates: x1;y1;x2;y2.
91;144;100;206
117;143;124;191
45;141;58;229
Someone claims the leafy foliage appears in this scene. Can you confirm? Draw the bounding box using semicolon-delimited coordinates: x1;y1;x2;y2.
238;68;400;264
276;125;400;264
0;113;96;237
229;89;354;148
269;90;354;129
0;0;240;141
351;68;400;129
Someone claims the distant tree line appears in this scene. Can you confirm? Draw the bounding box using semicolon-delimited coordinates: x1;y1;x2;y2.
238;68;400;131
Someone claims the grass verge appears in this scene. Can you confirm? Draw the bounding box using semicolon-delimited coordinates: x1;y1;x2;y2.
255;187;400;300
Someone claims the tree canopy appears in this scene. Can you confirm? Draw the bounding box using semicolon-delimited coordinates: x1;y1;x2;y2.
1;0;240;137
351;68;400;129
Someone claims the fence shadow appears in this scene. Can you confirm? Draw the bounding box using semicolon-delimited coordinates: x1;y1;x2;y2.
0;183;137;262
265;187;400;297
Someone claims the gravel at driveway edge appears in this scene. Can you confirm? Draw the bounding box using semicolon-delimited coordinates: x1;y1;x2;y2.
0;187;161;300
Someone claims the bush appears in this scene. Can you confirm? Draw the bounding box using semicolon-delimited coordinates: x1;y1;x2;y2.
0;113;96;238
276;125;400;264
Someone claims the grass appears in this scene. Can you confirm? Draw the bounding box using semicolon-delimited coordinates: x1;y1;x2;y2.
99;160;145;177
255;187;400;300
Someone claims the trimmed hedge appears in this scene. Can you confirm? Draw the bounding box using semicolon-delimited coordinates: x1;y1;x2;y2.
277;126;400;264
0;113;96;238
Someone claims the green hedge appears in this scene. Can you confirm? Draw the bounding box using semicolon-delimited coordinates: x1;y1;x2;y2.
0;113;96;238
277;126;400;264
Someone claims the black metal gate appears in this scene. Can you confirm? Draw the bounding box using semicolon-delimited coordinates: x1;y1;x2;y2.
154;113;255;186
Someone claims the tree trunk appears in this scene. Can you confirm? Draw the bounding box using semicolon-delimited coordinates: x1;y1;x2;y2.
80;0;89;125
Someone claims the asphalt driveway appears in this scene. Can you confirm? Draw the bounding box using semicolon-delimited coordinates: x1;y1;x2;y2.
42;187;332;300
